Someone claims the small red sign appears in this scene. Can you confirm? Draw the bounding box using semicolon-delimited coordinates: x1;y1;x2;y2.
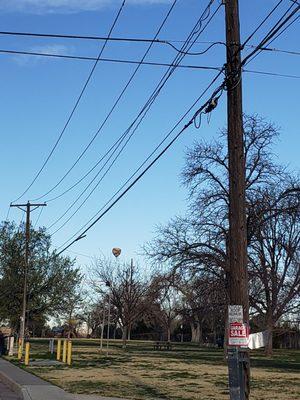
228;322;249;347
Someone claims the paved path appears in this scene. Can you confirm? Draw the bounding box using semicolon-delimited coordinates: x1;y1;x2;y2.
0;381;20;400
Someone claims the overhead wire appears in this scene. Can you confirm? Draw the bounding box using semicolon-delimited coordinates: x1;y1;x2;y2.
0;29;224;56
11;0;127;203
33;207;44;229
56;72;225;254
243;69;300;79
45;0;223;233
241;0;285;49
31;0;179;201
0;48;222;69
33;0;220;204
241;2;300;66
244;13;300;66
55;0;300;253
36;0;219;210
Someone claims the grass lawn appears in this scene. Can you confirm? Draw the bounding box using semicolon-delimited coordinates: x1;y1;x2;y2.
7;339;300;400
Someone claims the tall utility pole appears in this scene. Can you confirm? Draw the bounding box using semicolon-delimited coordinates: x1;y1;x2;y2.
10;201;47;351
224;0;250;399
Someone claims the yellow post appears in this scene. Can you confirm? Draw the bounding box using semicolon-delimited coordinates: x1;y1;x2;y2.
67;340;72;366
18;344;23;360
24;342;30;366
57;339;62;361
62;339;67;363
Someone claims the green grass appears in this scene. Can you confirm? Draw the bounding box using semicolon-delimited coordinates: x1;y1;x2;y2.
7;339;300;400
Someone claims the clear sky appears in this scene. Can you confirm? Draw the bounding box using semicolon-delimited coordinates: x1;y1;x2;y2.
1;0;299;269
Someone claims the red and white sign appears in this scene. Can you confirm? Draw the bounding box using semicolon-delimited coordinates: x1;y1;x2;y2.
228;322;249;347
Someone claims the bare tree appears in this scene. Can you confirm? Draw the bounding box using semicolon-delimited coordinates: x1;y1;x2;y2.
148;275;181;341
90;257;151;347
248;186;300;355
145;115;299;353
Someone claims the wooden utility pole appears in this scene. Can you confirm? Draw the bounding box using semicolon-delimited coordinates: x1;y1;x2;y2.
224;0;250;399
10;201;46;350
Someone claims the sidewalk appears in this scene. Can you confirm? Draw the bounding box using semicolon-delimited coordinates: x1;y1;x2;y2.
0;359;125;400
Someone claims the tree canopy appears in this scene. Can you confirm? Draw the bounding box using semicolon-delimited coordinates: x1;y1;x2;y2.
0;221;82;334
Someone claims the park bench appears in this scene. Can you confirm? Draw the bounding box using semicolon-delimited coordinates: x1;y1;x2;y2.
153;341;173;351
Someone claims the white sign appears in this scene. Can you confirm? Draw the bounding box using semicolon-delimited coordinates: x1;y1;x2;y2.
228;322;249;346
228;305;243;323
248;331;268;349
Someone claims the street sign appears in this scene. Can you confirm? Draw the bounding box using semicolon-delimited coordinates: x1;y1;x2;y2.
228;305;243;323
229;322;249;347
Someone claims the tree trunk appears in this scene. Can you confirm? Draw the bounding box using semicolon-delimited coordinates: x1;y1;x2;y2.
265;326;273;356
190;322;202;343
127;326;131;341
167;327;171;342
122;325;128;349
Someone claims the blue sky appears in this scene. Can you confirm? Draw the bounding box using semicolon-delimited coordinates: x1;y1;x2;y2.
1;0;299;268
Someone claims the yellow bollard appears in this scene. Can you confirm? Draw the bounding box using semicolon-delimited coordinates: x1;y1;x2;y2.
57;339;62;361
18;344;23;360
62;339;67;363
67;340;72;366
24;342;30;366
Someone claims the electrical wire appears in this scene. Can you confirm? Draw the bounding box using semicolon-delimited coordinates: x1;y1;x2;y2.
249;44;300;56
241;0;285;49
11;0;127;203
38;67;300;230
33;207;44;229
55;1;300;254
2;43;299;62
32;0;178;201
244;69;300;79
241;2;300;66
44;1;222;232
56;72;225;255
244;13;300;66
0;30;224;56
34;0;220;209
31;0;220;204
0;48;222;69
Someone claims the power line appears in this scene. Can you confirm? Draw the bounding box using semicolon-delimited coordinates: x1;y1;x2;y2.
241;0;285;48
241;2;300;66
30;0;221;204
55;1;300;254
250;44;300;56
46;66;300;231
0;48;223;70
30;0;179;201
0;29;224;56
35;0;220;208
0;48;221;67
11;0;127;203
2;43;299;64
243;14;300;67
44;1;223;232
244;69;300;79
57;73;225;255
33;207;44;229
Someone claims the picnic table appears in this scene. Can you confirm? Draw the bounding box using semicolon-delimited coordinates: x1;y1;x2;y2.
153;341;173;351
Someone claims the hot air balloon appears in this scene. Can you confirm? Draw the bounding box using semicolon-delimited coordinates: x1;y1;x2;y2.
112;247;121;258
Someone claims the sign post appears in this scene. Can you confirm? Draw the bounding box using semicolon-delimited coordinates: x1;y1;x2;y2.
227;306;249;400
